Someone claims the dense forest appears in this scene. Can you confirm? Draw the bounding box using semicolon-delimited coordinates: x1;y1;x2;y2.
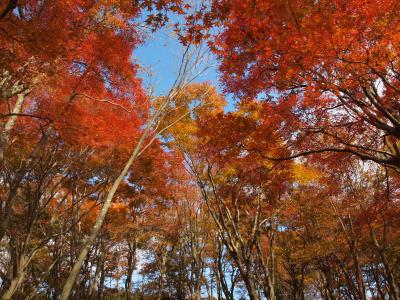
0;0;400;299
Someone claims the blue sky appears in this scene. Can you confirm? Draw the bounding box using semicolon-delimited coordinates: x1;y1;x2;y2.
133;26;236;111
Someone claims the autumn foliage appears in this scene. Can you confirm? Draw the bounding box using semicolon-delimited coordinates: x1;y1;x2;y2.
1;1;400;300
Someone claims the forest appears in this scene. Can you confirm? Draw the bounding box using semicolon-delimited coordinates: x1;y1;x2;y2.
0;0;399;299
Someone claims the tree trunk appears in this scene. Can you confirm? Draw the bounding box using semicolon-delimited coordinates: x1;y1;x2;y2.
1;255;28;300
369;226;400;300
125;239;137;300
0;91;28;161
194;283;201;300
353;253;367;300
157;251;168;300
59;128;150;300
98;262;105;300
88;262;102;299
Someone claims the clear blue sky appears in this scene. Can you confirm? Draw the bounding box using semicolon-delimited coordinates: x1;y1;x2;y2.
133;26;236;111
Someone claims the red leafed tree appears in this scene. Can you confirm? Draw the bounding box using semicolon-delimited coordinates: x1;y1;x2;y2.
182;0;400;171
3;1;400;299
0;1;195;299
0;0;149;246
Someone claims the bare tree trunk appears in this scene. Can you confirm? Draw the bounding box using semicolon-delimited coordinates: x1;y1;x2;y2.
369;223;400;300
266;231;276;300
194;284;201;300
353;253;367;300
98;262;106;300
0;91;29;161
215;240;234;300
318;261;336;300
59;130;149;300
1;255;28;300
125;238;137;300
157;251;168;300
88;262;102;299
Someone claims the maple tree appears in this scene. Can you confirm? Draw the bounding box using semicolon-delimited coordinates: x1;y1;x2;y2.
181;0;400;171
1;1;400;299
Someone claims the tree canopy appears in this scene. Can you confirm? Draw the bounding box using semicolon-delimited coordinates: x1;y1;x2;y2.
0;1;400;299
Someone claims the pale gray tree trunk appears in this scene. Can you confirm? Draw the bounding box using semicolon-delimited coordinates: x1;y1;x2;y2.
0;91;29;161
1;255;28;300
59;129;150;300
59;44;206;300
